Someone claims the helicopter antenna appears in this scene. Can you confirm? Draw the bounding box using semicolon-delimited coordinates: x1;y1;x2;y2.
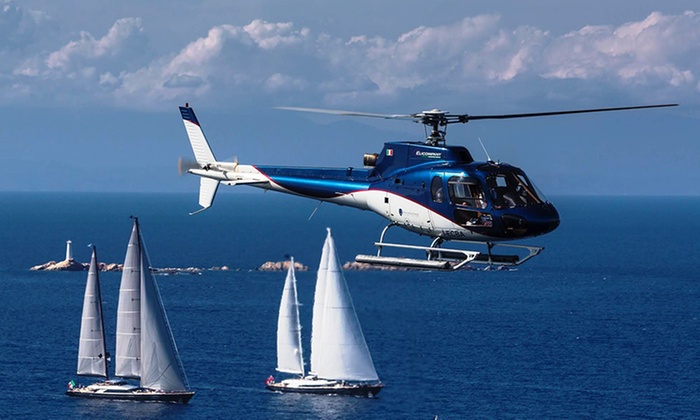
478;137;494;163
308;201;323;221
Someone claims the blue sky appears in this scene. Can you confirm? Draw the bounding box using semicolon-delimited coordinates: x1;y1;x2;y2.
0;0;698;195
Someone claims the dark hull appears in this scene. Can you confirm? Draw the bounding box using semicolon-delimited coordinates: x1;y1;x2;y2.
266;382;383;397
66;389;195;404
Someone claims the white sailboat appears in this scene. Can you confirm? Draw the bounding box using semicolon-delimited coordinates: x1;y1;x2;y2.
67;218;194;403
266;229;384;397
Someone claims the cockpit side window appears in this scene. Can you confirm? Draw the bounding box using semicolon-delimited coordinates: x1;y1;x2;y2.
430;176;444;203
447;176;487;209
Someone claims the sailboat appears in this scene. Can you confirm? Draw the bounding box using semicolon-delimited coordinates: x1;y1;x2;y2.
66;218;195;403
266;229;384;397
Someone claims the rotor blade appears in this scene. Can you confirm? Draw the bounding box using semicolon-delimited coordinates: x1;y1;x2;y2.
459;103;678;122
276;106;414;120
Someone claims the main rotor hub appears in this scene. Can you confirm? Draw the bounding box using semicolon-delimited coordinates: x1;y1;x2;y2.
417;109;449;146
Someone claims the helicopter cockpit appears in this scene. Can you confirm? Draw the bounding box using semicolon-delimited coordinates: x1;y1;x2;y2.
486;169;545;209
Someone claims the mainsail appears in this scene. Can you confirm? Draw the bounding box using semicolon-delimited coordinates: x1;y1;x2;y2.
275;258;305;375
76;246;108;378
312;229;379;382
136;219;190;392
309;234;331;374
115;221;142;379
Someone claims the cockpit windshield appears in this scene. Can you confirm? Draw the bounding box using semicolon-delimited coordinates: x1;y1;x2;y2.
486;170;544;209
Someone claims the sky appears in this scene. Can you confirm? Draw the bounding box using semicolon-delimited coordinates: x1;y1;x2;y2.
0;0;698;195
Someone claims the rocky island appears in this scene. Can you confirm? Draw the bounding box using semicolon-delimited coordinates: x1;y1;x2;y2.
32;240;415;273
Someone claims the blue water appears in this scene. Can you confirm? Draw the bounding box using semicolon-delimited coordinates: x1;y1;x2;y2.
0;192;698;418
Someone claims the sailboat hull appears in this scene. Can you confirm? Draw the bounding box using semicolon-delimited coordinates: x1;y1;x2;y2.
266;380;383;397
66;382;194;404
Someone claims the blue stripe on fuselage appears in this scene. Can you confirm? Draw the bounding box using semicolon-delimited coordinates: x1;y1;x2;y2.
255;166;371;198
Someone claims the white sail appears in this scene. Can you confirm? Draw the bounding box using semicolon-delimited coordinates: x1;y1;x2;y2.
115;221;142;379
313;229;379;382
76;247;108;378
137;220;189;392
309;233;331;374
276;258;305;375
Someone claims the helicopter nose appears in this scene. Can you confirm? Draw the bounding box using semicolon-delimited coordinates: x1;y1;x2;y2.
528;202;560;236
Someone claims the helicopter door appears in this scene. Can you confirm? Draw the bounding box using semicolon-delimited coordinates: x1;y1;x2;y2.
427;173;453;232
387;177;433;234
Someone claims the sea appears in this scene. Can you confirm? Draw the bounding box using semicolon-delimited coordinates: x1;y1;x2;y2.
0;192;698;419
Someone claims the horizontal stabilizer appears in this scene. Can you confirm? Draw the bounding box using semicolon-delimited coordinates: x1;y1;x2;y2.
190;177;220;215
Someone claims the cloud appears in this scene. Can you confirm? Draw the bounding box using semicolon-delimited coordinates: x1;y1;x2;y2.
163;73;205;89
1;10;150;105
0;3;698;109
243;19;310;49
0;0;53;49
45;17;145;71
542;11;699;88
111;20;316;107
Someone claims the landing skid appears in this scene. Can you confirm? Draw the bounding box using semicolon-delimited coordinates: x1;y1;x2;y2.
355;224;543;271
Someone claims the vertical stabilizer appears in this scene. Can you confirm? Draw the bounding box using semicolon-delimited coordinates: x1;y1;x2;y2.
180;105;216;164
180;104;221;215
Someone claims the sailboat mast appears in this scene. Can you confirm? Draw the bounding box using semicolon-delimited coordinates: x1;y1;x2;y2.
292;259;304;376
94;246;109;381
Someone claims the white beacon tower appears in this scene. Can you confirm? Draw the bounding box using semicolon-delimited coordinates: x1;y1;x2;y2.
66;240;73;261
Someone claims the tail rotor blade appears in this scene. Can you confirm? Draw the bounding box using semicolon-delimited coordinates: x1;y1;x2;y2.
178;157;200;175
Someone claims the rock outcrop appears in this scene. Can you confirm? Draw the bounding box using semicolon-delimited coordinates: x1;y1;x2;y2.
257;261;308;272
30;259;87;271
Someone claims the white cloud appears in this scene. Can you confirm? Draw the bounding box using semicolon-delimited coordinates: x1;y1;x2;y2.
112;20;315;106
264;73;306;92
45;17;145;71
542;11;699;89
243;19;310;49
0;3;698;109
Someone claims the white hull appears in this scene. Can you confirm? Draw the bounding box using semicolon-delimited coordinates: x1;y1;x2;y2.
66;380;194;403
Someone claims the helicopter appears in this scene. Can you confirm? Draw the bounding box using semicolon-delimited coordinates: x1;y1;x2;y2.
178;102;677;270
